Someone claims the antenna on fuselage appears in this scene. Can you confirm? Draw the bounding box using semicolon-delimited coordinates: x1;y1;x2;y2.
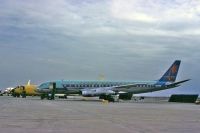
98;74;105;81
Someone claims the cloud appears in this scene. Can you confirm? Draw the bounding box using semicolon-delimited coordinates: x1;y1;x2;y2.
0;0;199;95
110;0;200;36
111;0;200;22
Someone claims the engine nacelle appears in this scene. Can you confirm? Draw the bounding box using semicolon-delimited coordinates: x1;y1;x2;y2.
82;88;115;97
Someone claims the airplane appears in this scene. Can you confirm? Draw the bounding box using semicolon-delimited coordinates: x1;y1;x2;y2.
12;80;38;98
3;87;14;95
37;60;190;101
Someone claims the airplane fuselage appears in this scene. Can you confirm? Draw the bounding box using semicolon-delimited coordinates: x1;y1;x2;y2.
37;80;175;96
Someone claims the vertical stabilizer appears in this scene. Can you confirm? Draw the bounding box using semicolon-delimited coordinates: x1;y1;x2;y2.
159;60;181;82
27;80;31;85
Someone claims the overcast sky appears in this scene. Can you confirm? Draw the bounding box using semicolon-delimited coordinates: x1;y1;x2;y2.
0;0;199;96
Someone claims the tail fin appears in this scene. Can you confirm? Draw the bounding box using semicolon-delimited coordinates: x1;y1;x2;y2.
27;80;31;86
159;60;181;82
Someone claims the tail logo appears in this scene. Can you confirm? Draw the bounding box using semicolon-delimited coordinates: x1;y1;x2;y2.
159;60;180;82
168;65;178;81
171;65;178;74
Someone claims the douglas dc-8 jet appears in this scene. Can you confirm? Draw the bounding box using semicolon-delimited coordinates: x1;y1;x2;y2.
37;60;190;101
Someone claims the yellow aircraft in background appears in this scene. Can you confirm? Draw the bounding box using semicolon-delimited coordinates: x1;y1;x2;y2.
12;80;38;98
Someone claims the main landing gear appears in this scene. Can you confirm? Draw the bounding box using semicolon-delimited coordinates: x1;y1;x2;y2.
99;95;115;102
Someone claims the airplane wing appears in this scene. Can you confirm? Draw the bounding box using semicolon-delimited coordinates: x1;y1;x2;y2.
115;84;137;89
81;87;115;96
81;84;137;96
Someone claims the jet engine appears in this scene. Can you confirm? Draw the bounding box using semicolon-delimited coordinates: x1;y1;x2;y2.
81;87;115;97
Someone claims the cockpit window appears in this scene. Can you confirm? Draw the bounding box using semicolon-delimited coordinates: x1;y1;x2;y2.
39;83;49;89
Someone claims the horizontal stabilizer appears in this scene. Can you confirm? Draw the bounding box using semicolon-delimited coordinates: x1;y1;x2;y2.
167;79;190;87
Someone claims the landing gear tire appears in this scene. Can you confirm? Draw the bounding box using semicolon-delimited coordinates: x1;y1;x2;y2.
21;91;26;98
12;93;16;97
41;94;46;100
47;94;54;100
16;94;20;98
99;95;115;102
40;94;54;100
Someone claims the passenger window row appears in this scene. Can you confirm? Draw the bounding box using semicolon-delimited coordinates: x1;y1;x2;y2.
63;83;121;88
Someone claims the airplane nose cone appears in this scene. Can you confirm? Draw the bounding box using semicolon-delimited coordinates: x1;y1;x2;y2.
36;87;50;93
36;88;42;93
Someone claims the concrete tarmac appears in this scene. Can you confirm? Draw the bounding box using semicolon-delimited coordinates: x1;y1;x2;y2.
0;96;200;133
